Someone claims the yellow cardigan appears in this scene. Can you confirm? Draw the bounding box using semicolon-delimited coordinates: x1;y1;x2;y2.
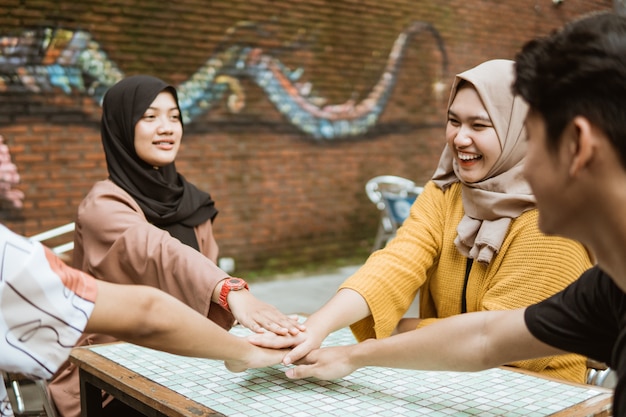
342;181;593;383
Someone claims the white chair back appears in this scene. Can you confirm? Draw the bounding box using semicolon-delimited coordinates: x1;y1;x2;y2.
365;176;422;251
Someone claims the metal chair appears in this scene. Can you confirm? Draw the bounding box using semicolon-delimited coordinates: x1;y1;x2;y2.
2;223;74;416
366;176;423;251
2;373;57;417
586;359;616;389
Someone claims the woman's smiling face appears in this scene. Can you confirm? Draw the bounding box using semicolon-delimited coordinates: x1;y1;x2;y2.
446;83;502;183
134;91;183;168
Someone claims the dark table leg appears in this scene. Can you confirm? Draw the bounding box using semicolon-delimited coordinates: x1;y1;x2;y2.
79;369;104;417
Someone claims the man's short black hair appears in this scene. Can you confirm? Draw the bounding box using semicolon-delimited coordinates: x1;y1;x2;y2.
513;11;626;167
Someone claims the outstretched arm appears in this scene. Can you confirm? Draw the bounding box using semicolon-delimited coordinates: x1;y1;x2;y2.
87;280;285;372
285;308;564;380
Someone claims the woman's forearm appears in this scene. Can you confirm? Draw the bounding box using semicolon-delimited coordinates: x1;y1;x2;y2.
305;288;371;335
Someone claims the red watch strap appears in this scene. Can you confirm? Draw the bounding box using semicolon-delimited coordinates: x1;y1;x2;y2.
219;278;249;312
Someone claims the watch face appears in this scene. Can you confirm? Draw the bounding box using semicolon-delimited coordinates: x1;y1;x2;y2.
227;278;246;289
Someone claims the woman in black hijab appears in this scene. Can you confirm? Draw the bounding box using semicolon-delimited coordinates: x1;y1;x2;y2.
49;75;303;417
101;75;216;250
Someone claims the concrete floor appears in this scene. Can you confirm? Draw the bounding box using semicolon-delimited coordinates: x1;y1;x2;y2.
250;264;420;317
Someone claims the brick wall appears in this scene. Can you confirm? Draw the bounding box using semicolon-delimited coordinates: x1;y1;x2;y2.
0;0;613;273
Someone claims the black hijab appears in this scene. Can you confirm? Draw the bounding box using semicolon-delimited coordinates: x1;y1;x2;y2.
101;75;217;250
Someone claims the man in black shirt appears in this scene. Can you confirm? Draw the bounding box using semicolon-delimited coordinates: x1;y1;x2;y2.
282;11;626;416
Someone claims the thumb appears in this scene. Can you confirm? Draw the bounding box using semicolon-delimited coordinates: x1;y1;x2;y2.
283;343;311;365
224;360;247;373
285;364;313;380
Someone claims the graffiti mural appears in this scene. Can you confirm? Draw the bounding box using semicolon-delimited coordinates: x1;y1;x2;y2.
0;21;448;140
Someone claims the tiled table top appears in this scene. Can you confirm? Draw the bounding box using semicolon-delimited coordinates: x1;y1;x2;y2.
89;319;610;417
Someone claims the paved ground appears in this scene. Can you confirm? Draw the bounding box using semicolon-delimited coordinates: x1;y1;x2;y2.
250;264;420;316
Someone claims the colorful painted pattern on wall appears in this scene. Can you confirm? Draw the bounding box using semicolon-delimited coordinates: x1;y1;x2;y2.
0;21;447;141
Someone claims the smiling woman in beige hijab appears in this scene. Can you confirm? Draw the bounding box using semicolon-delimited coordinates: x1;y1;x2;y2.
250;59;593;385
432;59;535;264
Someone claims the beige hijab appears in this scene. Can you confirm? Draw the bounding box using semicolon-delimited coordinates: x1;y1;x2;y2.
431;59;535;264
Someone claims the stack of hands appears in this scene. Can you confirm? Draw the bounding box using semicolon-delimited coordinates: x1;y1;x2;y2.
247;320;348;380
222;302;359;381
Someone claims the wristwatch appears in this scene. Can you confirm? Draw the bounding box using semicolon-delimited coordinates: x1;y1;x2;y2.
218;277;249;312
